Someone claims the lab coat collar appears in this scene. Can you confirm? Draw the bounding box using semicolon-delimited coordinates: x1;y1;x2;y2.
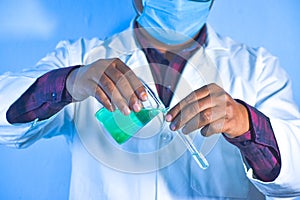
205;24;229;52
84;22;228;70
104;21;228;55
104;20;142;55
91;20;228;108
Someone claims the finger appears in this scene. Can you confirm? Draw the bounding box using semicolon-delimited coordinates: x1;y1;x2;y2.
83;77;116;111
94;85;116;112
115;59;148;101
105;66;141;112
116;77;143;112
181;106;226;134
166;85;211;122
99;74;131;115
169;95;213;131
200;118;226;137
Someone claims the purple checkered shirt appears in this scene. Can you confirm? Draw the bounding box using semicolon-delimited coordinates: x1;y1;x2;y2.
6;23;280;182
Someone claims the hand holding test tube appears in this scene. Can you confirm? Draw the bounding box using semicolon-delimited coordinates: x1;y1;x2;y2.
95;80;209;170
142;81;209;169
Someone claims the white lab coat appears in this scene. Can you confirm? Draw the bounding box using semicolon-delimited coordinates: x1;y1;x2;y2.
1;24;300;200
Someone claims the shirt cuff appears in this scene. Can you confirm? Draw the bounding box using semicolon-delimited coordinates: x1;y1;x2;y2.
223;99;281;182
6;66;81;123
45;66;80;103
224;100;279;152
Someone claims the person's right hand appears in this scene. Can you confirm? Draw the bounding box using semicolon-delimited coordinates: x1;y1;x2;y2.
66;58;148;115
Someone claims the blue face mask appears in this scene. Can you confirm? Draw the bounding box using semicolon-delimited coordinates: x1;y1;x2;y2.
137;0;212;45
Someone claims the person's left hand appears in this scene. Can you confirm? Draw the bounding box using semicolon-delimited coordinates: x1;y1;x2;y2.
165;83;250;138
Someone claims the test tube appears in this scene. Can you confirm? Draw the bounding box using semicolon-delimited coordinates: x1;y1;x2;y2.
142;81;209;170
176;130;209;169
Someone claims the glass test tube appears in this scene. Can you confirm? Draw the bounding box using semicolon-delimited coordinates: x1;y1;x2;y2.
142;82;209;170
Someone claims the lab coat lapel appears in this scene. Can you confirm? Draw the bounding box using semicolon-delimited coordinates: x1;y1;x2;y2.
169;43;224;158
84;28;140;64
85;23;227;111
106;27;158;95
170;47;223;109
169;24;228;109
85;26;158;97
125;50;158;97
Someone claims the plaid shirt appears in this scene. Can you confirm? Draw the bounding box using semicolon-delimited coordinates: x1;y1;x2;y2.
6;66;77;123
6;23;280;182
134;22;207;107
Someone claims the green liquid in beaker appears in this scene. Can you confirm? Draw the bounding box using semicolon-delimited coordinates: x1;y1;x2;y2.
95;108;162;144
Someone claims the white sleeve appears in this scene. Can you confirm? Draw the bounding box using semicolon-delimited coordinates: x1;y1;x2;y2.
0;37;103;148
247;47;300;198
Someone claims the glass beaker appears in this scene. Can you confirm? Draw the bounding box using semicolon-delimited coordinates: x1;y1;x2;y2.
95;80;165;144
95;81;209;169
95;107;163;144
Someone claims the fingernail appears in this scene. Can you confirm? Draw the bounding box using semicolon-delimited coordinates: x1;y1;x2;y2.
133;102;141;112
182;127;188;135
109;103;115;111
170;123;176;131
140;92;148;101
122;107;131;115
165;114;172;122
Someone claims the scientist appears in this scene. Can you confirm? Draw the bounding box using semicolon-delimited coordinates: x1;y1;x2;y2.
1;0;300;199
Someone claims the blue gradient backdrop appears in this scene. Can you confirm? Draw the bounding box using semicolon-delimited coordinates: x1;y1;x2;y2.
0;0;299;199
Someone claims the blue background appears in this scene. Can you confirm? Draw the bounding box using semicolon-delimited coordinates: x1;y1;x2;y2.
0;0;299;199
